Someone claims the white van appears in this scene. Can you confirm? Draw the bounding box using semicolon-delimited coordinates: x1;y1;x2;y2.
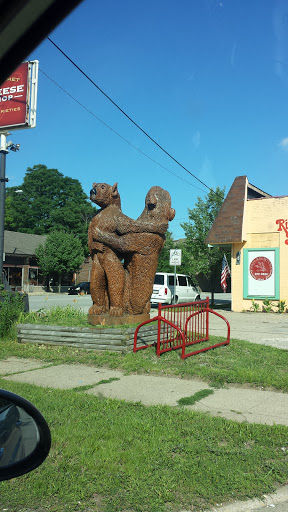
150;272;201;305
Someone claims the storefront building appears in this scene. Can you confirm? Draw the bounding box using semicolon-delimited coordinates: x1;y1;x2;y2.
3;230;92;292
3;231;47;292
205;176;288;312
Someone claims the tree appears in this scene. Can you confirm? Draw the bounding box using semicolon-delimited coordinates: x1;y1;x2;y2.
5;164;96;252
36;232;84;292
157;232;189;274
181;187;226;304
157;231;175;272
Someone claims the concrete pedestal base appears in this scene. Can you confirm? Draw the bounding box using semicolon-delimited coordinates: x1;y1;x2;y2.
87;313;150;326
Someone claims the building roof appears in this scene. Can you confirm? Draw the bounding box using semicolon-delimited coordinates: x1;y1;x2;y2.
205;176;272;245
4;230;47;256
246;182;271;199
173;238;186;245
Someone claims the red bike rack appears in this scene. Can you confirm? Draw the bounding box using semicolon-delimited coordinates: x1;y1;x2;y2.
134;298;230;359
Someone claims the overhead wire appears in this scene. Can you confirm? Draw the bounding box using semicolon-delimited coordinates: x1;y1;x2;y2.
47;37;219;195
39;68;206;194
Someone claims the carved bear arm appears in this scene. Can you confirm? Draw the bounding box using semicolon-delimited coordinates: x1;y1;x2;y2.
93;227;155;253
116;218;168;235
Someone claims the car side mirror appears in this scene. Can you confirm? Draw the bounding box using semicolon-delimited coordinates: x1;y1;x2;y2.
0;389;51;481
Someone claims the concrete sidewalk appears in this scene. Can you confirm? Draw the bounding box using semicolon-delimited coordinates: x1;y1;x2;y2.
1;357;287;427
209;310;288;351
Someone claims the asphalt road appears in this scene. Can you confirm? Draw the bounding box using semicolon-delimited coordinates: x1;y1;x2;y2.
28;293;93;313
28;292;231;313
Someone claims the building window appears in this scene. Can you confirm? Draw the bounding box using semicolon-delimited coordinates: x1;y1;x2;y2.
243;248;279;299
4;267;23;290
29;267;45;286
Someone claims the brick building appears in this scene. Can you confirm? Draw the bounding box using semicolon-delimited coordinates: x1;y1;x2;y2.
205;176;288;312
76;256;92;283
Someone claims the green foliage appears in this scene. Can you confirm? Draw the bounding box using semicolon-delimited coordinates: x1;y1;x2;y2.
18;305;88;327
157;231;177;272
262;299;274;313
36;231;84;286
157;232;198;279
5;164;96;251
253;299;287;314
17;305;137;329
0;288;25;337
181;187;228;289
277;299;286;313
250;300;260;312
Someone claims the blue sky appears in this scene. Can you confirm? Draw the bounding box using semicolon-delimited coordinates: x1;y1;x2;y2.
5;0;288;239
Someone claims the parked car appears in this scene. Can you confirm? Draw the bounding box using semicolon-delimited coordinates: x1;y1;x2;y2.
68;282;90;295
150;272;201;305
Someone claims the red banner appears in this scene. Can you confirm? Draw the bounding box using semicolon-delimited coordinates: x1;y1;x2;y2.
0;62;29;129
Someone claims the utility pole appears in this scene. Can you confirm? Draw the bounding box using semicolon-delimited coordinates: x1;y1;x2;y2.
0;132;20;284
0;133;9;283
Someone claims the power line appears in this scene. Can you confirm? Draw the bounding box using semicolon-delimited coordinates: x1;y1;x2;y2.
39;68;206;193
47;37;215;194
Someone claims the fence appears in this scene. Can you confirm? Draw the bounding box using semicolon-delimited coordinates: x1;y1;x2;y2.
134;298;230;359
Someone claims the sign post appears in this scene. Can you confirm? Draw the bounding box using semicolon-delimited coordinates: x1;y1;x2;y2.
0;134;8;281
170;249;182;304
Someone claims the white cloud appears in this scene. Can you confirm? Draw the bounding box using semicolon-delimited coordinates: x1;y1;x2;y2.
278;137;288;150
192;131;200;149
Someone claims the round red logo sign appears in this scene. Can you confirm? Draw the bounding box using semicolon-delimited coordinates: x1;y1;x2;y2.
250;257;272;281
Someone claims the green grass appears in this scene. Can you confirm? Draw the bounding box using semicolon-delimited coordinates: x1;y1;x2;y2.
17;305;90;327
177;388;214;406
17;306;138;328
1;379;288;512
72;377;120;392
2;329;288;391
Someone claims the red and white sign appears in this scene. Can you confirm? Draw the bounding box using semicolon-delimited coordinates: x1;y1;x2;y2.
250;256;272;281
0;61;38;130
248;250;275;296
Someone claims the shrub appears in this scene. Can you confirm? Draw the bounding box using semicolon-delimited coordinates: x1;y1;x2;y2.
0;288;26;338
250;299;260;312
18;305;88;326
277;299;286;314
262;299;274;313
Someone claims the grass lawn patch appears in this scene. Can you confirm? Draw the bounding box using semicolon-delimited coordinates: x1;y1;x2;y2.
177;388;214;406
2;327;288;392
1;380;288;512
17;306;138;328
